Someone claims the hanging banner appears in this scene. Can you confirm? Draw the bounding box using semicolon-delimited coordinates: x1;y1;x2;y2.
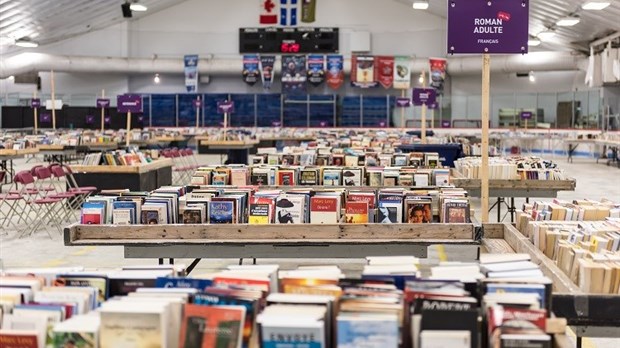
412;88;436;106
40;113;51;123
259;0;278;24
281;55;307;94
301;0;316;23
259;55;276;90
85;115;95;125
428;101;439;110
104;116;111;125
243;55;261;86
280;0;298;26
395;97;411;108
393;56;412;89
96;98;110;108
184;55;199;93
307;54;325;87
326;55;344;90
31;98;40;108
447;0;529;54
429;58;447;95
117;94;143;113
351;55;378;88
376;56;395;89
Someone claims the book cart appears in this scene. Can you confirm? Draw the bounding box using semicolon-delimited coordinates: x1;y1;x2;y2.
451;171;577;223
483;223;620;348
70;158;173;192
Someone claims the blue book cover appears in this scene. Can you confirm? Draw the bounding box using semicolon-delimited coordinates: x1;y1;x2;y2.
112;201;138;222
209;201;234;223
155;277;212;291
337;315;399;348
486;283;545;309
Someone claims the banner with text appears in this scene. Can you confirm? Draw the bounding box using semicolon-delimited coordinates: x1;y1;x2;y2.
307;54;325;87
260;55;276;90
117;94;143;113
301;0;316;23
412;88;436;106
243;54;260;86
447;0;529;54
429;58;447;95
393;56;412;89
96;98;110;108
376;56;395;89
326;55;344;90
351;55;378;88
217;100;235;114
281;55;307;94
184;55;199;93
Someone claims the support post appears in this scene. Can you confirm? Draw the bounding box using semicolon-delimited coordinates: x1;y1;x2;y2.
126;111;132;147
481;54;491;223
50;70;56;130
400;90;405;130
101;89;106;132
33;91;38;134
421;70;428;144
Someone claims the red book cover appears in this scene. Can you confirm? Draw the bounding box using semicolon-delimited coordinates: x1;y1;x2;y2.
178;304;245;348
348;192;377;209
213;276;270;292
488;306;547;347
0;332;38;348
81;213;101;225
277;171;295;186
345;201;369;223
310;197;338;212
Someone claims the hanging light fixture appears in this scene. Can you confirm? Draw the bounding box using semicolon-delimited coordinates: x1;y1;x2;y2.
412;0;429;10
527;38;541;46
581;1;610;10
154;74;161;84
14;37;39;48
130;0;148;11
529;71;536;83
537;30;556;41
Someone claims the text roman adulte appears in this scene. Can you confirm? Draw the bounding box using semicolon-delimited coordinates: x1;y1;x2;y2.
474;17;503;44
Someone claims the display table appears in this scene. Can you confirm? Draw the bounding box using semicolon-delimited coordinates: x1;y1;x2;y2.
38;145;77;165
0;148;40;185
255;136;316;152
130;136;188;149
397;143;464;167
483;223;620;348
70;158;173;192
451;170;576;222
80;143;120;152
199;140;260;164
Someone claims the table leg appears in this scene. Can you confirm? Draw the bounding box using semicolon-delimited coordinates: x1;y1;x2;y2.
497;198;502;222
576;335;582;348
510;197;515;223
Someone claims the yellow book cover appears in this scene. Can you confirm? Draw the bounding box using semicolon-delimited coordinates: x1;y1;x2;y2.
249;203;270;224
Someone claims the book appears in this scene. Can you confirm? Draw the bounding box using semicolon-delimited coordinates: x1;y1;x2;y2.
178;304;245;348
419;330;471;348
52;314;99;348
322;169;342;186
405;200;432;224
275;194;307;224
300;169;320;186
337;312;399;348
342;168;363;187
345;201;369;224
0;330;40;348
80;202;105;225
443;201;470;223
378;192;403;223
181;205;206;224
310;196;340;224
249;203;271;224
209;201;235;224
277;169;297;186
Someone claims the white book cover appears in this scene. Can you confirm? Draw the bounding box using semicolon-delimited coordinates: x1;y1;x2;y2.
420;330;470;348
1;314;48;348
310;196;340;224
112;209;133;225
276;194;307;224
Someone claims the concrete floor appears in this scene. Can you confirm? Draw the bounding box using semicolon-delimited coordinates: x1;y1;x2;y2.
1;153;619;346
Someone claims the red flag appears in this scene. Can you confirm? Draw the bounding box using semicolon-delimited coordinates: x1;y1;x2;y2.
260;0;278;24
376;56;395;89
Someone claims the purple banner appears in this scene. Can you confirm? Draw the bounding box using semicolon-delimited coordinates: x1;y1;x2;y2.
217;100;235;114
85;115;95;124
442;120;451;128
31;98;40;108
40;113;51;123
412;88;437;106
96;98;110;108
378;121;387;128
395;97;411;108
117;94;142;113
193;99;202;108
520;111;533;120
447;0;529;54
272;121;282;127
428;101;439;110
104;116;111;125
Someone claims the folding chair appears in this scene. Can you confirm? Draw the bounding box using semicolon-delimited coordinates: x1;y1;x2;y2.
11;171;63;238
61;165;97;199
33;166;79;223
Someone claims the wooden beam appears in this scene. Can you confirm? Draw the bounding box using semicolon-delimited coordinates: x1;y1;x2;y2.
481;54;490;223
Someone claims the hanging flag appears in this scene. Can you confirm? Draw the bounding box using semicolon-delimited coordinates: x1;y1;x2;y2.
260;0;278;24
376;56;394;89
429;57;447;95
301;0;316;23
307;54;325;87
280;0;298;26
351;55;378;88
281;55;307;94
242;54;260;86
184;55;199;93
85;115;95;125
260;55;276;90
393;56;412;89
326;55;344;90
40;113;51;123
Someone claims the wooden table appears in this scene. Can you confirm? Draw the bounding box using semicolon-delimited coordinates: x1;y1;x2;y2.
0;148;40;185
483;223;620;348
70;158;173;192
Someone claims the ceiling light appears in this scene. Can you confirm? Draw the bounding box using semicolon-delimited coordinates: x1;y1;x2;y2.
413;0;429;10
15;38;38;48
0;36;15;46
130;2;148;11
537;30;556;41
556;16;580;26
528;38;541;46
581;1;610;10
154;74;161;84
529;72;536;83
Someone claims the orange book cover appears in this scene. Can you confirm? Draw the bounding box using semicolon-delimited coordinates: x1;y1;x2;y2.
345;201;369;223
178;304;245;348
0;332;38;348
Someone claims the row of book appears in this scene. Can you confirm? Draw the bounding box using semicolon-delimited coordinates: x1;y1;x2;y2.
517;198;620;230
191;165;452;188
80;150;153;166
252;150;441;169
454;156;567;180
81;186;471;225
0;254;560;348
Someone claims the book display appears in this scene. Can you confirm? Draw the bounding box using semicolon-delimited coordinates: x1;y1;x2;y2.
0;256;573;348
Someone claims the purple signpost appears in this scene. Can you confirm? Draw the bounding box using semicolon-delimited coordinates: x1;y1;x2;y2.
217;100;234;136
193;98;202;128
97;98;110;131
448;0;529;222
117;94;143;146
442;120;451;128
31;98;41;108
520;110;533;129
40;113;51;123
412;88;437;106
395;97;411;108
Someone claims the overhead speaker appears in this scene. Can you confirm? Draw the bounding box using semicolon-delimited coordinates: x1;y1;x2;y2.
121;2;132;18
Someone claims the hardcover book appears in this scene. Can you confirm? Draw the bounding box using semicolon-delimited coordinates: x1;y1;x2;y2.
342;168;363;187
300;169;320;186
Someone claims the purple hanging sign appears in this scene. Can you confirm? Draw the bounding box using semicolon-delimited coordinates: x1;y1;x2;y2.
116;94;142;113
520;111;533;120
319;121;328;127
272;121;282;127
40;113;51;123
104;116;111;125
447;0;529;54
441;120;452;128
378;121;387;128
412;88;437;106
85;115;95;124
217;100;235;114
31;98;41;108
96;98;110;108
193;99;202;108
395;97;412;108
428;102;439;110
138;115;144;122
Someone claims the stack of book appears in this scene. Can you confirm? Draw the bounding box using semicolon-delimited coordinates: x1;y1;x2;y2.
454;156;567;180
0;255;562;348
81;149;152;166
191;165;451;188
517;198;620;231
